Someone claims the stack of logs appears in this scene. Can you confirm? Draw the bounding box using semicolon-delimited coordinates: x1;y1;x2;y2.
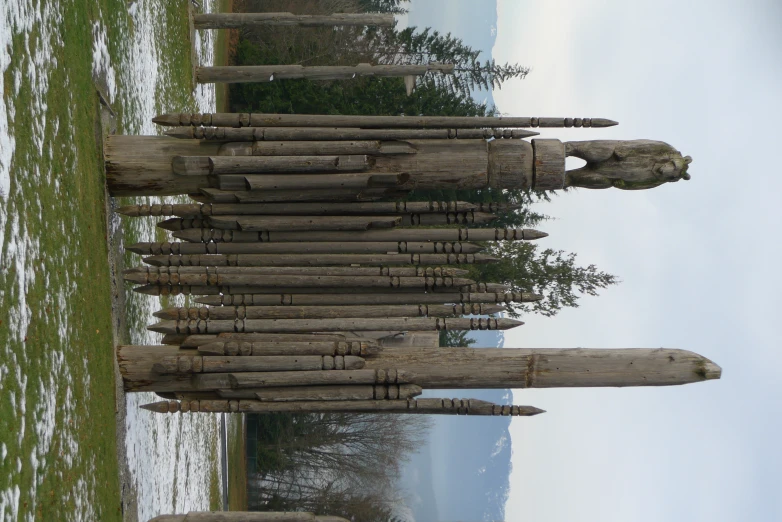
113;112;721;418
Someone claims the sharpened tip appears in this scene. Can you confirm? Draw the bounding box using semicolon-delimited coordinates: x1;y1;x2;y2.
148;321;177;334
152;114;179;126
592;118;619;127
153;308;176;319
116;205;140;217
140;401;172;413
528;407;546;416
143;256;166;266
123;273;150;284
128;243;148;255
157;218;184;231
172;229;204;242
164;128;195;139
134;285;162;296
525;293;544;302
699;359;722;380
522;229;548;240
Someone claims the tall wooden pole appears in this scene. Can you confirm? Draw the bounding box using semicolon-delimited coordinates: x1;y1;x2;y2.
142;253;498;267
128;241;485;255
194;291;541;307
152;113;618;129
195;63;455;84
193;12;396;29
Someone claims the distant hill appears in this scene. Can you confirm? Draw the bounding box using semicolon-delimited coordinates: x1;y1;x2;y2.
400;329;512;522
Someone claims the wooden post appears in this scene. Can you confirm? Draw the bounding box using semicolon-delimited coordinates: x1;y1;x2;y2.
148;317;521;335
134;265;469;278
217;383;423;401
193;12;396;29
218;140;417;157
117;200;486;217
175;333;362;348
128;241;485;255
194;291;542;307
153;112;618;129
153;303;505;320
196;340;380;356
152;355;367;374
199;187;407;203
160;214;404;232
124;270;476;289
133;282;508;296
140;398;544;416
163;126;540;141
172;154;370;175
365;347;722;388
172;227;545;243
195;63;455;84
142;253;497;267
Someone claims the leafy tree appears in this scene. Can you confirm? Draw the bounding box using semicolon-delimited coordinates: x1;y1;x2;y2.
359;0;409;13
439;330;478;348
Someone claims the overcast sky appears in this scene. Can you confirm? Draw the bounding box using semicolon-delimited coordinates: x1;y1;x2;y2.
491;1;782;521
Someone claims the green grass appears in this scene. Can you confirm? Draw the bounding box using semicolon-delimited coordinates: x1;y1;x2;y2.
214;0;235;112
227;414;249;510
0;0;221;519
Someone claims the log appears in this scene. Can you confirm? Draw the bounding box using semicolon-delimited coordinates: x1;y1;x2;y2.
195;291;542;307
143;253;497;267
195;64;455;84
154;303;505;320
206;214;403;231
152;355;366;374
141;398;544;416
117;200;483;217
148;317;522;335
132;265;468;277
364;347;723;388
213;383;422;401
238;173;407;191
164;126;540;141
153;112;618;129
218;140;416;156
198;368;416;389
193;12;395;29
124;271;475;289
172;154;369;175
172;227;546;243
129;241;484;255
176;333;355;348
134;281;507;296
198;187;406;203
196;340;381;356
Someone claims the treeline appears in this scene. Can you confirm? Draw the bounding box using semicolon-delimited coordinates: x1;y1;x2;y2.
246;412;426;522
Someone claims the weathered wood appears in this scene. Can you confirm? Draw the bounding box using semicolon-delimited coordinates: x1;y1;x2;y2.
134;281;507;296
532;139;566;190
153;112;618;129
238;173;408;191
196;340;380;356
198;368;416;389
219;140;416;157
154;303;505;320
172;154;369;175
177;333;354;348
195;291;541;307
143;253;497;267
152;355;366;374
134;265;468;278
199;187;405;203
214;383;422;401
172;227;545;243
365;347;723;389
141;398;544;416
117;200;484;217
195;64;455;84
206;215;402;231
129;241;484;255
164;126;539;141
125;270;475;288
193;12;395;29
148;317;521;335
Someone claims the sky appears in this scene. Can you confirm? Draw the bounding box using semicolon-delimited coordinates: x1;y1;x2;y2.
408;0;782;521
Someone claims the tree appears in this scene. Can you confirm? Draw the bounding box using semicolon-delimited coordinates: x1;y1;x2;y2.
359;0;409;13
466;241;619;318
439;330;478;348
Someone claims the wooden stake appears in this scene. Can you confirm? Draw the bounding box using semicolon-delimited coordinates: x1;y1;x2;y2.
164;126;539;141
206;214;404;231
132;265;468;277
176;333;358;348
195;64;455;84
128;241;485;255
172;227;546;243
197;186;406;203
140;398;545;416
154;303;505;320
195;291;541;307
117;200;484;217
142;253;497;267
217;383;423;401
152;355;366;374
193;12;396;29
134;282;507;296
172;154;369;176
365;347;723;389
198;368;416;389
219;140;416;157
148;317;522;335
153;113;618;129
196;340;380;357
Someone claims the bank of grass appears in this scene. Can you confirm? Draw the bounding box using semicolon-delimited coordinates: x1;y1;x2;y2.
227;414;249;510
214;0;235;112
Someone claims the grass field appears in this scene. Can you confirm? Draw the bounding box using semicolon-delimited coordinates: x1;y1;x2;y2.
0;0;223;519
